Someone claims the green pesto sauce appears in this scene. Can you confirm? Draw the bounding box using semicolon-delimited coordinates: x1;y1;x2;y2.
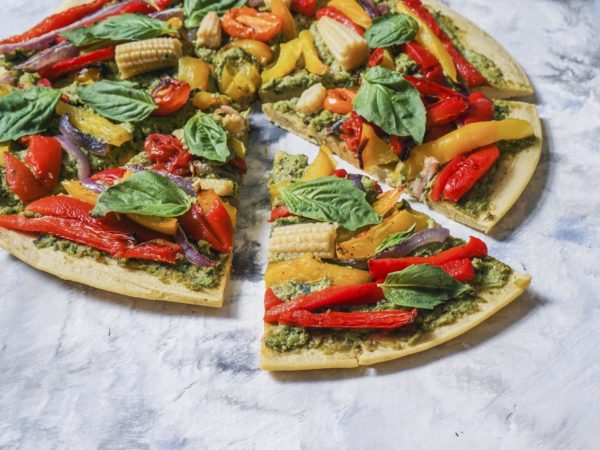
472;256;512;289
394;53;419;76
0;168;24;214
269;152;308;187
271;98;344;133
194;46;218;65
33;234;224;290
494;100;511;120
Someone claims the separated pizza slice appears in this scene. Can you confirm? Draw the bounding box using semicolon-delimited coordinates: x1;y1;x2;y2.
261;148;530;370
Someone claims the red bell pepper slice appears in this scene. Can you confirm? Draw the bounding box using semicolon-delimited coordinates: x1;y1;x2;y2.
278;309;418;329
316;7;364;36
369;236;488;280
440;258;475;283
292;0;318;16
2;153;48;203
22;136;62;191
264;283;384;323
144;134;192;177
368;48;384;68
404;42;443;83
402;0;486;87
0;0;113;45
264;288;284;311
269;205;293;222
90;168;127;186
40;47;115;79
340;112;364;153
426;96;469;128
435;145;500;203
462;92;495;125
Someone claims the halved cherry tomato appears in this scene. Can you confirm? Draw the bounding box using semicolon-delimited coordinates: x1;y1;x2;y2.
323;88;357;115
144;134;192;176
151;77;191;116
221;7;282;42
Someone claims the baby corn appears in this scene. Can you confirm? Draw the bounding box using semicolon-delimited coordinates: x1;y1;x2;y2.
316;16;369;71
116;38;182;79
269;222;337;259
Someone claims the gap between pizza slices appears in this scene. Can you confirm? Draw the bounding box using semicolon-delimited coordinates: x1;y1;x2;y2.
0;0;540;368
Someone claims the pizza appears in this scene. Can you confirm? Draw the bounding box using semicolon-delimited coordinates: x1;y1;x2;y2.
0;0;538;367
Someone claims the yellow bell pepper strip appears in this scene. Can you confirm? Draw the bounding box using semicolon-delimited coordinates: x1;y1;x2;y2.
228;136;247;159
372;187;403;216
223;39;273;67
0;83;13;97
192;91;230;110
177;57;210;91
358;122;399;171
400;118;534;180
218;58;262;102
56;102;132;147
270;0;298;40
261;39;303;84
336;208;430;260
302;145;336;180
61;180;178;235
0;142;9;166
298;30;329;75
265;253;371;287
328;0;372;29
397;3;457;83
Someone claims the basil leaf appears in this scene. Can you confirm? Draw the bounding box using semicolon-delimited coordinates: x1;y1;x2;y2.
77;80;157;123
365;14;419;48
376;224;416;254
353;67;426;144
92;171;193;218
184;113;231;163
379;264;471;310
63;14;173;47
280;177;381;231
0;87;61;142
184;0;247;28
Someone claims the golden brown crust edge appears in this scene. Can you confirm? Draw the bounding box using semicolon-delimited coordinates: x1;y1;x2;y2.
0;229;230;307
260;271;531;370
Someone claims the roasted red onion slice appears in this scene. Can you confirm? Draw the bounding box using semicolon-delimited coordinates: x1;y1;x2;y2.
175;225;214;267
348;174;365;191
58;115;109;156
375;227;450;259
15;42;79;72
79;178;106;193
150;8;184;21
359;0;382;18
55;134;91;180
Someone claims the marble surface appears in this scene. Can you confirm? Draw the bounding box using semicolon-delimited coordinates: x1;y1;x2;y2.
1;1;599;448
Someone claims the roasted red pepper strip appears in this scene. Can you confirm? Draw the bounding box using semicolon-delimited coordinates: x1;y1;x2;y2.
91;168;127;186
367;48;384;67
402;0;486;87
429;151;465;202
23;136;62;191
264;288;284;311
462;92;495;125
333;168;348;178
340;112;364;153
440;258;475;283
179;204;225;253
292;0;318;16
369;236;488;280
3;153;48;202
390;135;409;157
230;157;248;174
264;283;384;324
119;240;180;264
426;96;469;128
77;0;156;28
40;47;115;79
154;0;175;10
269;205;293;222
0;0;113;45
404;42;443;83
404;75;464;100
441;145;500;202
278;309;418;329
197;191;234;253
316;7;364;36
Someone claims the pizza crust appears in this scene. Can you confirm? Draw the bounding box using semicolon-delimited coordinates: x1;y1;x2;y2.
260;271;531;370
0;228;231;307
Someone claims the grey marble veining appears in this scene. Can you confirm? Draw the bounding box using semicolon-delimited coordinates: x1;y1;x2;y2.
1;1;599;449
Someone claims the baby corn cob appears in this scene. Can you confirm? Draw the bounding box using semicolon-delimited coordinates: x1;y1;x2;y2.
316;16;369;71
196;12;222;49
116;38;182;79
269;222;337;259
296;83;327;115
194;178;235;197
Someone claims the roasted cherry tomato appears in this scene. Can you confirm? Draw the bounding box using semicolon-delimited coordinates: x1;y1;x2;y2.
151;77;191;116
323;88;357;115
292;0;318;16
340;112;364;153
144;134;192;176
221;7;283;42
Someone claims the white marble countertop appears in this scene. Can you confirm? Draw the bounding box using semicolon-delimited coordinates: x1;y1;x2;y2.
1;1;599;448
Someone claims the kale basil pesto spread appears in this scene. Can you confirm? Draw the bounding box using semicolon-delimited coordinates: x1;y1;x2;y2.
271;98;345;133
33;234;225;290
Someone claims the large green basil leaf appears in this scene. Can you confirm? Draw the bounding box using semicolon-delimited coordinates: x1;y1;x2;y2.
379;264;471;309
0;87;61;142
77;80;157;123
353;66;426;144
376;224;416;254
63;14;174;47
184;0;247;28
279;177;381;231
184;113;231;163
92;171;193;218
365;14;419;48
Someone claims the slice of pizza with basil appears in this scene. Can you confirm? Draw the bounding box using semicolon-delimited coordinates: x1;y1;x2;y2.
262;0;542;232
261;148;530;370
